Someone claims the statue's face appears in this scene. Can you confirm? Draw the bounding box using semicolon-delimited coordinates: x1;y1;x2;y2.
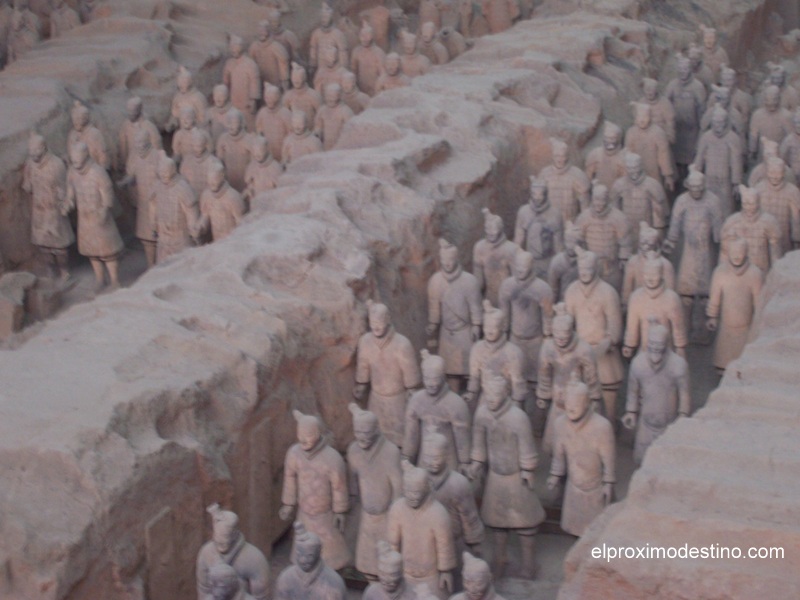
590;189;609;214
553;322;573;349
264;88;280;108
626;157;643;181
226;113;243;135
711;113;727;136
721;70;736;89
530;185;546;208
483;318;502;343
552;147;569;169
767;163;785;187
28;138;46;162
423;372;444;396
323;46;338;68
765;89;780;112
379;566;403;594
180;110;195;131
603;130;620;151
687;179;705;200
421;23;435;43
292;113;306;135
635;108;650;129
485;386;506;411
342;74;356;93
212;525;237;554
296;543;321;573
210;576;237;600
268;10;281;29
354;420;379;450
320;7;333;27
127;101;142;121
565;389;590;422
257;22;269;41
716;88;730;107
403;477;428;508
742;192;759;217
208;168;225;193
192;134;207;157
402;36;416;55
422;444;447;475
368;311;390;338
359;28;373;47
464;573;492;600
158;161;176;184
297;421;321;451
513;253;533;281
484;218;503;243
324;85;340;107
643;263;663;289
385;56;400;76
729;240;748;267
646;337;667;367
70;145;89;169
177;73;191;93
213;87;229;108
440;250;458;273
253;141;269;163
578;258;597;284
639;235;657;254
291;68;306;89
677;61;691;81
643;81;657;102
703;29;716;49
770;69;786;88
229;39;244;58
72;110;89;130
136;137;151;158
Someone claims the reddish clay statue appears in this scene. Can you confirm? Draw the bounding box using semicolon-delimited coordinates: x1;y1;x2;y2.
687;43;713;91
244;136;282;201
224;34;261;131
117;131;159;267
400;32;431;79
282;110;323;165
699;26;729;82
7;10;39;64
665;54;707;170
622;222;675;309
171;106;200;166
513;177;564;278
118;96;161;171
585;122;626;189
624;102;675;193
449;552;507;600
249;20;289;90
150;153;201;263
255;84;292;163
362;543;420;600
539;138;590;223
694;105;743;218
719;65;753;123
700;86;746;150
639;78;676;144
313;44;349;95
208;563;255;600
309;3;349;72
609;152;669;245
418;22;449;65
748;137;797;188
169;66;208;132
267;8;301;65
547;221;581;302
779;110;800;184
198;160;246;241
209;84;233;146
341;71;370;114
472;208;517;305
720;185;782;273
68;101;110;171
480;0;518;34
749;85;792;162
375;53;410;93
314;83;354;150
766;63;799;112
180;129;215;197
216;109;252;192
754;157;800;254
274;522;346;600
350;23;386;97
284;63;323;124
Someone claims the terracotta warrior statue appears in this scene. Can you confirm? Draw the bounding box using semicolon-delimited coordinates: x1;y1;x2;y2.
314;83;354;150
403;349;471;474
209;84;232;146
386;462;456;599
699;25;729;82
341;71;370;115
707;237;764;372
779;109;800;184
198;159;246;242
624;102;675;193
439;26;467;61
171;105;200;166
256;83;292;163
418;21;449;65
244;135;282;201
547;221;581;302
279;410;351;571
180;128;216;197
513;176;564;278
150;152;201;263
565;248;624;421
196;505;269;600
585;121;626;189
267;8;300;64
694;105;743;218
609;152;669;246
749;85;792;163
575;183;632;292
427;238;483;392
68;101;110;171
354;300;421;447
719;65;753;123
754;157;800;254
623;319;691;465
216;109;252;192
309;3;349;72
749;138;797;188
274;522;346;600
223;34;261;131
117;130;159;267
350;22;385;96
168;66;208;132
665;53;707;176
464;300;528;410
687;43;713;91
548;376;616;536
347;403;402;580
700;85;746;149
480;0;519;34
399;31;431;79
639;78;676;144
65;141;123;290
623;252;688;359
720;185;782;273
469;376;544;578
375;52;410;93
359;0;391;53
539;138;591;223
284;63;322;124
622;222;675;309
282;110;323;165
249;20;289;90
313;43;350;96
23;132;73;280
118;96;161;170
766;62;799;112
363;542;420;600
498;249;554;398
449;552;507;600
472;208;517;305
7;9;39;64
207;563;255;600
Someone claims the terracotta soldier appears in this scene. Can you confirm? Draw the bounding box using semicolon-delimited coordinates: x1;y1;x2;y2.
514;176;563;277
699;25;729;82
23;132;73;280
548;376;615;536
748;137;797;188
346;403;402;580
480;0;519;34
419;22;449;65
68;102;110;171
498;249;554;393
171;106;200;166
180;128;215;197
719;65;753;123
439;26;467;61
267;8;300;64
7;9;39;64
208;563;255;600
168;66;208;132
575;183;632;292
209;84;232;146
244;136;282;201
418;0;442;32
363;543;420;600
624;102;675;193
465;301;527;410
274;522;346;600
536;303;602;453
622;222;675;309
427;238;483;391
779;110;800;184
665;54;707;173
749;85;792;162
622;320;691;465
223;34;261;131
449;552;507;600
249;20;289;90
65;142;122;290
400;31;431;79
720;185;782;273
403;350;471;474
49;0;79;38
314;83;353;150
585;122;626;189
639;78;676;144
198;160;246;242
469;376;544;578
117;130;159;267
309;3;348;72
216;109;252;192
707;237;764;371
687;43;713;91
282;110;323;165
754;157;800;253
313;44;349;94
341;71;370;115
766;63;799;112
700;86;746;149
150;153;201;263
353;300;421;447
623;253;688;359
196;504;270;600
255;84;291;163
350;23;385;96
117;96;161;170
547;221;581;302
472;208;517;305
609;152;669;244
279;410;351;571
422;432;484;559
375;52;410;93
386;462;456;599
694;106;743;218
284;63;322;124
540;138;591;223
565;248;624;421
